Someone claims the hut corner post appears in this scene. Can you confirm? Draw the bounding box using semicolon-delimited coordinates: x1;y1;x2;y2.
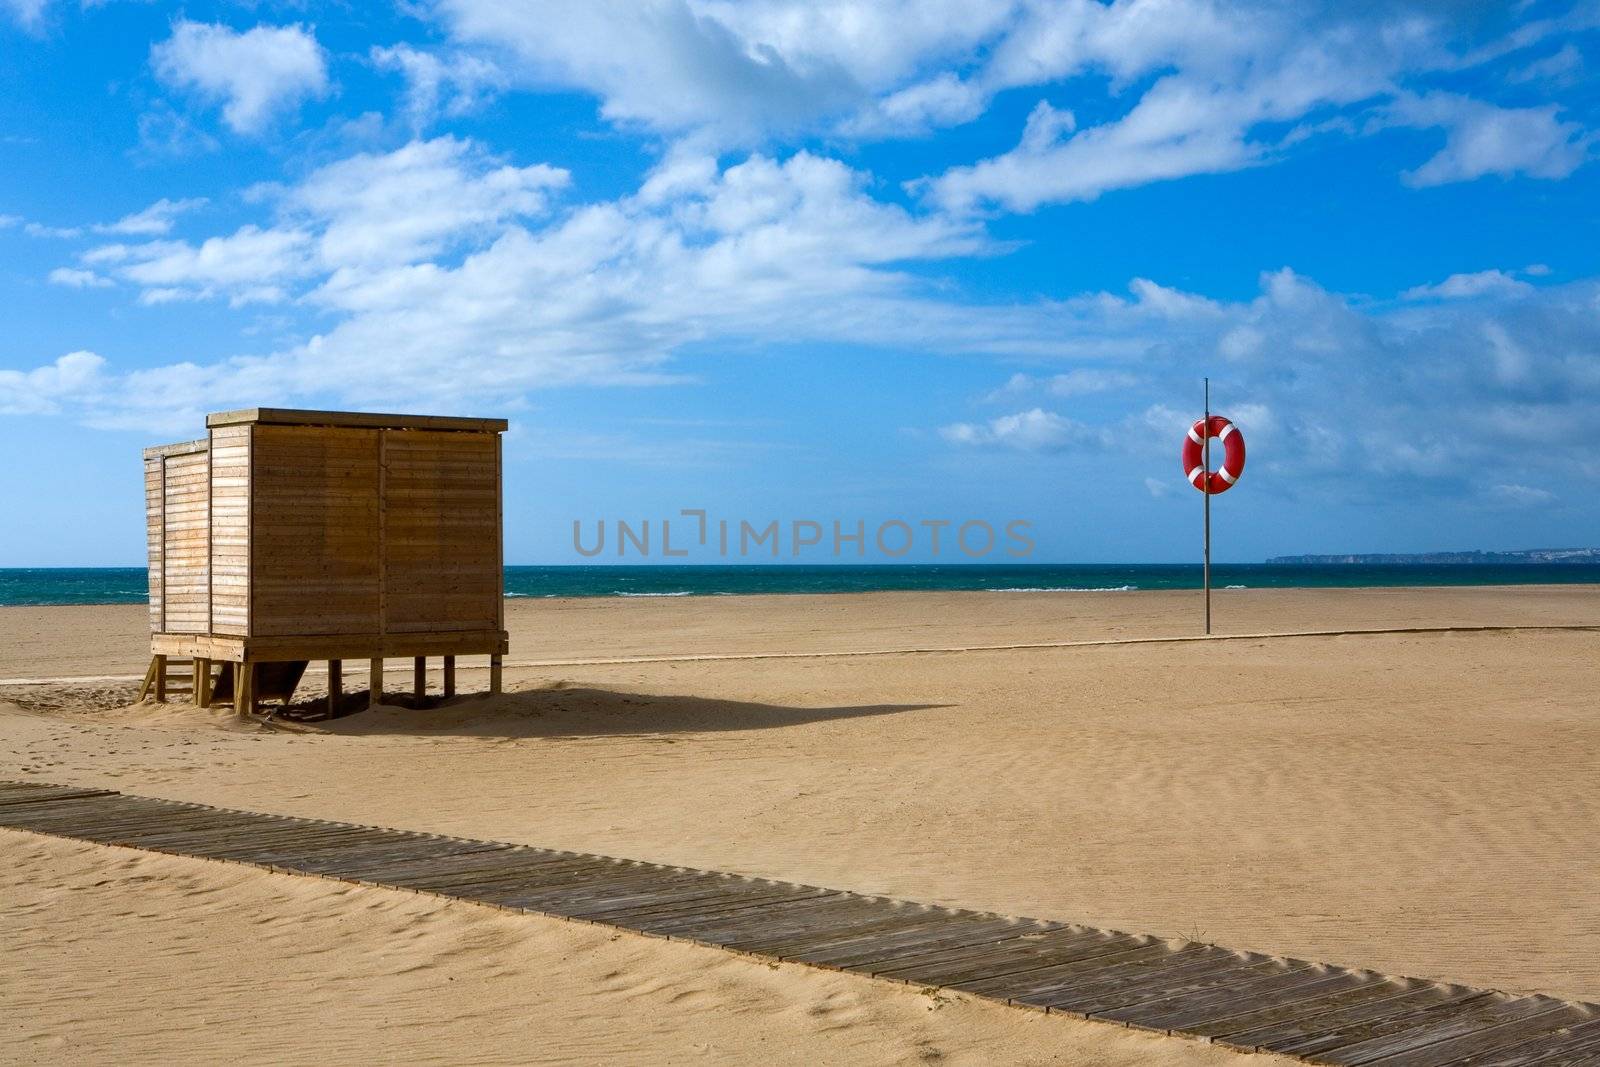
327;659;341;718
233;662;254;717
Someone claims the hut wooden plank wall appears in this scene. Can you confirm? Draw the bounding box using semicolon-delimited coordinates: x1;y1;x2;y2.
142;408;508;713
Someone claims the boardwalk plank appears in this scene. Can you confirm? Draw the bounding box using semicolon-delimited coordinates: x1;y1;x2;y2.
373;851;593;889
84;811;265;840
446;867;673;906
140;824;352;857
1356;1004;1599;1067
228;829;414;863
286;840;511;877
582;886;834;925
951;941;1188;999
202;827;401;861
1088;957;1326;1028
110;817;308;849
1267;992;1503;1058
1030;948;1273;1017
1307;996;1578;1065
1450;1016;1600;1066
915;934;1156;989
872;926;1141;982
535;871;762;913
645;896;891;945
1113;968;1385;1035
784;917;1037;969
0;786;117;806
441;863;672;908
1456;1017;1600;1067
440;858;674;898
525;875;740;917
0;794;154;826
1218;985;1484;1052
9;804;213;836
628;893;863;938
567;882;812;922
524;876;864;927
729;906;966;954
810;919;1046;969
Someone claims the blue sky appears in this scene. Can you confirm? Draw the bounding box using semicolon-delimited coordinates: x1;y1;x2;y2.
2;0;1598;566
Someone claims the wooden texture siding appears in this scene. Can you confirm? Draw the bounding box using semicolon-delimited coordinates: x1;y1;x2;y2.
382;429;501;634
161;449;210;634
248;425;382;637
144;455;163;632
208;424;251;636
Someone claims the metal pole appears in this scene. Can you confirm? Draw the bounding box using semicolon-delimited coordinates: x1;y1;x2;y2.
1203;377;1211;636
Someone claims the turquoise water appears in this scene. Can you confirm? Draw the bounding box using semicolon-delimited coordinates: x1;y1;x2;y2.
4;563;1600;606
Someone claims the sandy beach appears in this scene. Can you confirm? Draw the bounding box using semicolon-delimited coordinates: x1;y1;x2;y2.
3;584;1598;1063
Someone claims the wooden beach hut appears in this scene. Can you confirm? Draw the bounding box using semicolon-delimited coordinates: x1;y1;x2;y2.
139;408;509;715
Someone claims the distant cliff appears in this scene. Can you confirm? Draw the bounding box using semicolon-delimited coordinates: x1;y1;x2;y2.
1266;548;1600;565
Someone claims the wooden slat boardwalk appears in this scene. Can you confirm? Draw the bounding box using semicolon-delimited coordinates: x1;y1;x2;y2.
3;780;1596;1065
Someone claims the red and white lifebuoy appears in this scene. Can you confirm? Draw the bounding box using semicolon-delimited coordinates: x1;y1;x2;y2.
1181;415;1245;494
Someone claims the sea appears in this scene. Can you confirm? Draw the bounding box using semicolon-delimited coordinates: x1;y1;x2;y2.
3;563;1600;606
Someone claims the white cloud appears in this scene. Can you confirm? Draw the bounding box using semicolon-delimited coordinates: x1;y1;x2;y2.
418;0;1595;210
135;102;222;159
1;0;48;32
151;21;329;135
283;136;569;269
19;197;207;241
941;408;1108;452
47;267;113;288
1488;484;1556;508
372;44;507;131
41;146;993;422
432;0;1016;141
20;87;1600;510
99;197;207;237
75;138;568;303
985;368;1140;401
922;30;1403;214
1047;369;1141;396
0;351;106;415
1508;43;1584;87
1385;92;1594;186
841;72;988;137
87;225;316;304
916;266;1600;498
423;0;1312;148
1401;269;1533;301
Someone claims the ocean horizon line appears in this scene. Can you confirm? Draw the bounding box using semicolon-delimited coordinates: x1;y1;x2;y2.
4;562;1600;608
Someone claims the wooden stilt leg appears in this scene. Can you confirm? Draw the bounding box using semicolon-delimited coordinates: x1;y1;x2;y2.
443;655;456;698
368;658;382;709
413;657;426;706
234;662;254;717
194;657;210;707
154;655;168;703
327;660;341;718
138;658;158;702
489;654;502;695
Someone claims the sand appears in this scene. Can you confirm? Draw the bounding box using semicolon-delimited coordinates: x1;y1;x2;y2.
1;831;1262;1066
2;585;1598;1062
